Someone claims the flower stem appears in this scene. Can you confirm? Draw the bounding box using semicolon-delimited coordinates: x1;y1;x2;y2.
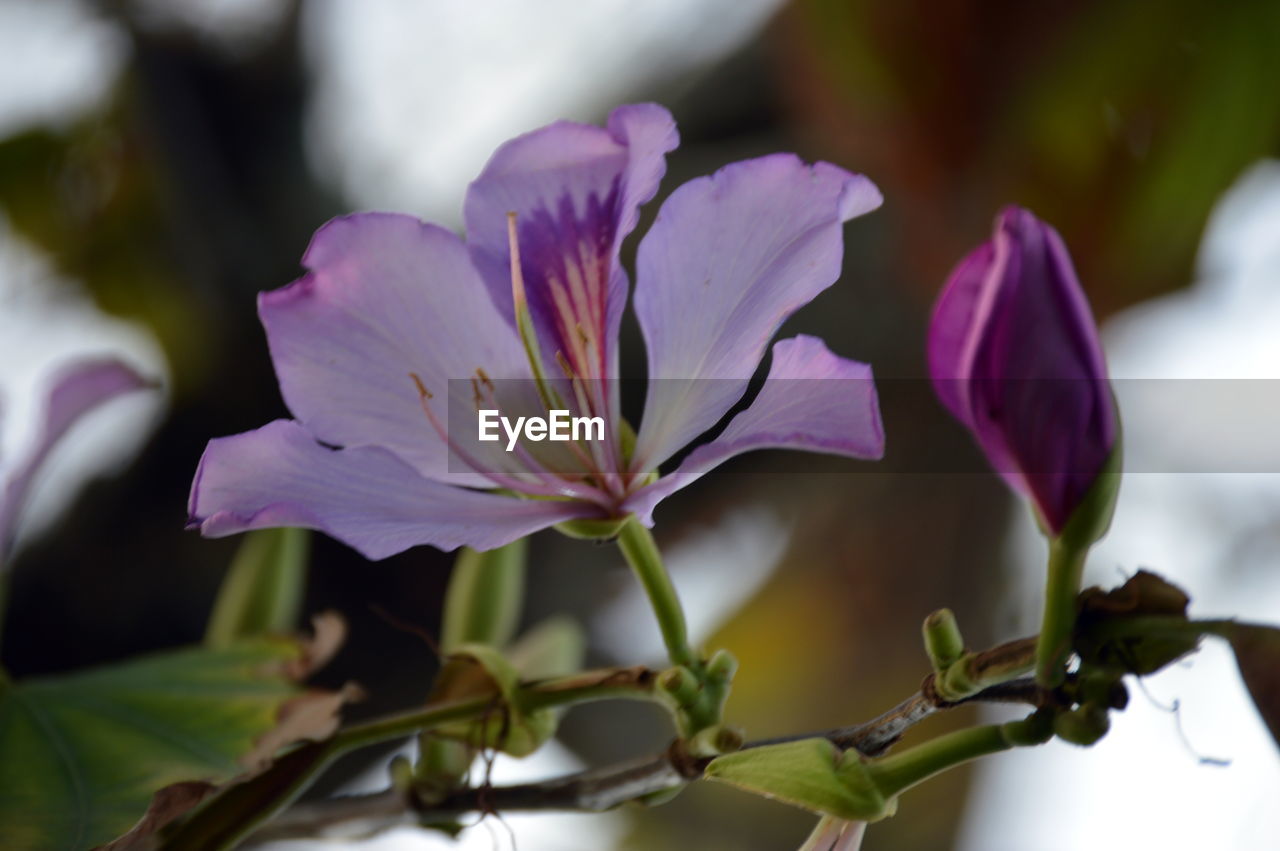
616;517;695;669
1035;538;1089;688
867;711;1053;799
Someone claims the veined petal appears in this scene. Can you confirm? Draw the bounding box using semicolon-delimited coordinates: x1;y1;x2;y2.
632;154;882;472
1;359;151;559
928;234;1028;498
928;206;1116;533
464;103;678;387
625;336;883;523
926;240;997;426
260;213;529;484
188;421;597;560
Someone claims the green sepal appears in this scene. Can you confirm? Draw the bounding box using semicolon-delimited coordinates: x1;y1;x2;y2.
553;515;630;540
426;644;553;757
1055;433;1122;551
1054;701;1111;747
441;540;527;653
922;608;965;674
705;738;896;822
205;527;309;648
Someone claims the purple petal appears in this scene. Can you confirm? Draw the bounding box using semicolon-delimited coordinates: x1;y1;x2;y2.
464;104;678;386
1;359;152;558
260;213;529;484
625;336;883;523
188;420;597;559
928;234;1027;498
631;154;882;473
927;206;1116;532
927;240;997;426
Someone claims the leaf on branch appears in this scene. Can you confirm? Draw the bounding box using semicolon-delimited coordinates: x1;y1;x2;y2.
0;615;353;851
1223;623;1280;750
705;738;895;822
96;783;217;851
1075;570;1200;675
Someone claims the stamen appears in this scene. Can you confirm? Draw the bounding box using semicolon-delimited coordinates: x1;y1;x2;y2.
507;212;559;413
407;373;614;507
410;373;433;400
476;367;495;394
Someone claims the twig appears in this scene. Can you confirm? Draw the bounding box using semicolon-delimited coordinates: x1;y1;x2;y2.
249;637;1044;844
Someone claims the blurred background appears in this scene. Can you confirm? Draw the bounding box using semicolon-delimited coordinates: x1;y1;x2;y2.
1;1;1278;848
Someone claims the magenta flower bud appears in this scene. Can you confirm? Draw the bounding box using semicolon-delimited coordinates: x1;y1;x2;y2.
928;206;1117;535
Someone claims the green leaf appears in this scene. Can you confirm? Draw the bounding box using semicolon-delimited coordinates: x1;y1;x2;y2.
205;527;309;649
705;738;895;822
1223;623;1280;750
0;629;345;850
441;540;526;653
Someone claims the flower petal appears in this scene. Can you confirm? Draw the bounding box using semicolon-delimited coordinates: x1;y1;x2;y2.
188;420;596;560
926;239;996;426
625;336;883;523
260;213;529;484
631;154;882;472
1;358;151;559
929;206;1115;532
464;103;678;385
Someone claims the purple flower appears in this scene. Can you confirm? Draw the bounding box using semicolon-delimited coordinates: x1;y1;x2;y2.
189;104;885;559
1;359;151;568
928;205;1117;534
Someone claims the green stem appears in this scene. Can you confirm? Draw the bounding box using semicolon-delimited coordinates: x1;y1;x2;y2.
616;517;695;669
867;713;1052;799
1035;538;1089;688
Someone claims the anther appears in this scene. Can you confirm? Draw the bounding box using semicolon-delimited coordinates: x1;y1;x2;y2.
554;351;577;381
409;372;433;400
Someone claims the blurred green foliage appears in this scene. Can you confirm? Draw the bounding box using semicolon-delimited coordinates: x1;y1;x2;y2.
788;0;1280;311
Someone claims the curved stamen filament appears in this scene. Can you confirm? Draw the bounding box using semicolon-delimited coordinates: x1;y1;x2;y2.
469;368;600;488
508;213;563;413
409;373;614;508
550;351;622;499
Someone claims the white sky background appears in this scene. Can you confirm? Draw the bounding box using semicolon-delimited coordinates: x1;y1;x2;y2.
0;0;127;137
957;161;1280;851
302;0;784;219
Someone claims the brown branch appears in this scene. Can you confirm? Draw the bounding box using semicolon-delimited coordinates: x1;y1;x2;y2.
249;636;1046;845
